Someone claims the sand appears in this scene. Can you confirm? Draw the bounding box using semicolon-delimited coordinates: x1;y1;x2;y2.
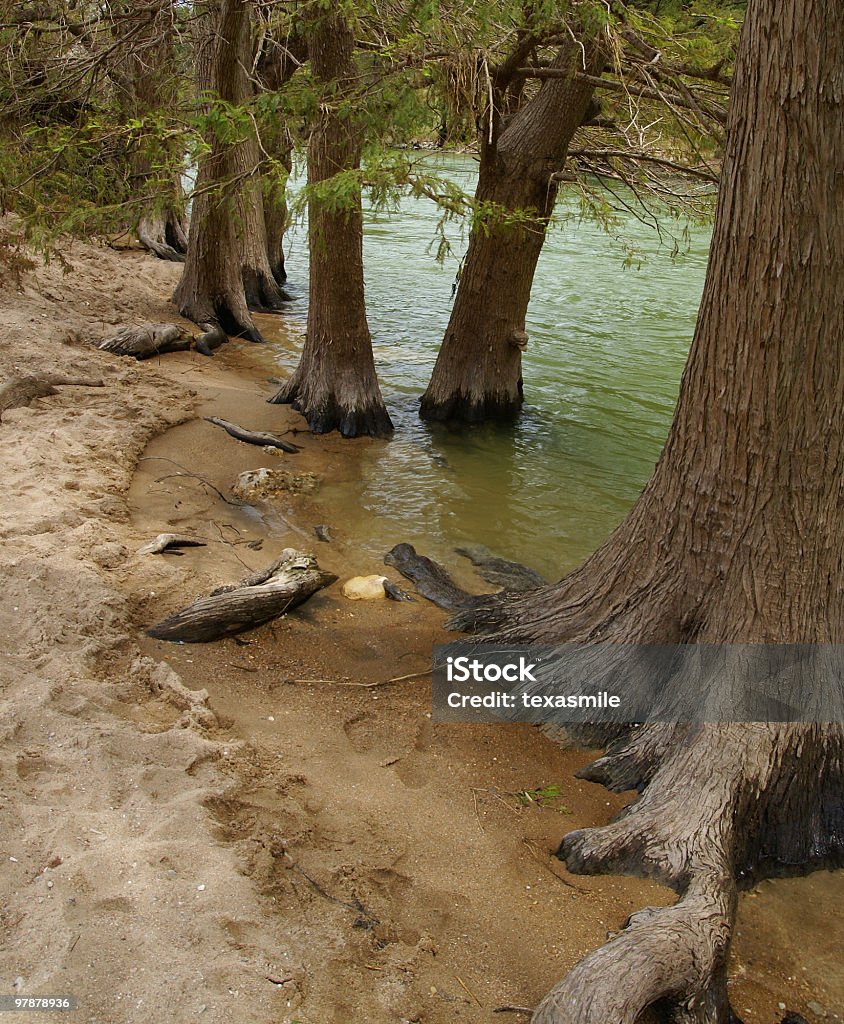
0;238;841;1024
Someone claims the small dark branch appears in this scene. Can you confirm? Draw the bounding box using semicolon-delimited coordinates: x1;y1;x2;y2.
204;416;301;453
566;149;719;184
491;31;541;87
517;68;727;126
620;26;732;86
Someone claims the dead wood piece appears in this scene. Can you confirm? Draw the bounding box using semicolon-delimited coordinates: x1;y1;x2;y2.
205;416;301;453
136;533;208;556
0;375;105;421
455;543;546;591
147;548;337;643
383;580;415;602
384;543;490;612
98;322;192;360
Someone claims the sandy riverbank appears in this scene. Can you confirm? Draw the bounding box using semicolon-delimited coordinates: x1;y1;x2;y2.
0;239;840;1024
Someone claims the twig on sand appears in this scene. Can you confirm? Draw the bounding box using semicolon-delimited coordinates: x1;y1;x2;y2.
289;670;430;688
139;456;245;507
205;415;301;453
521;838;589;892
493;1006;535;1016
456;975;483;1007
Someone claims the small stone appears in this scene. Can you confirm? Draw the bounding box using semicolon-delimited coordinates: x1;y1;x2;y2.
342;575;387;601
808;1003;827;1018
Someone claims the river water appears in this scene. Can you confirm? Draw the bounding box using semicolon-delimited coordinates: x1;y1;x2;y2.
266;154;711;579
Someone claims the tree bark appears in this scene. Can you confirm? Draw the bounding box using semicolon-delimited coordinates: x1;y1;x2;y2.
450;2;844;1020
419;44;602;423
173;0;288;340
117;1;189;261
268;9;392;438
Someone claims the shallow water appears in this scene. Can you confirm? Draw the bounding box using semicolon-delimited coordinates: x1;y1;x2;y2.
267;154;711;579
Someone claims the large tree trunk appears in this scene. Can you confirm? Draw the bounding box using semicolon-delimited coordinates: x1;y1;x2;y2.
419;45;602;423
452;2;844;1020
173;0;287;340
268;10;392;438
116;1;189;261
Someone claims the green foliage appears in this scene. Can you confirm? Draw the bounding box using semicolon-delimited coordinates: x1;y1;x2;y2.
512;784;572;813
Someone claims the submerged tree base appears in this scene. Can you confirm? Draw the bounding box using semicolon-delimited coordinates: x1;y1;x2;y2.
270;376;393;439
242;267;292;311
419;386;523;425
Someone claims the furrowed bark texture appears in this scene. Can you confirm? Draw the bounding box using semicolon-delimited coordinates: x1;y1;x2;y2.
419;44;602;423
256;29;306;286
269;10;392;438
115;0;189;261
450;4;844;1021
173;0;286;339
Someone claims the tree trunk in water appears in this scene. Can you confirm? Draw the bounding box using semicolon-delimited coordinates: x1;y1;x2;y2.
269;10;392;438
419;46;602;423
173;0;287;340
119;1;188;261
262;138;291;285
451;3;844;1020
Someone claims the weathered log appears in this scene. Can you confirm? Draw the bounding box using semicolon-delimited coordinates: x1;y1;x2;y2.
384;543;488;612
147;549;337;642
194;324;228;357
205;416;301;453
455;543;545;591
0;375;104;422
136;534;207;556
98;322;193;360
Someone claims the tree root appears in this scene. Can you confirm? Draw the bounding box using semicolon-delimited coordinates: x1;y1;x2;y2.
529;721;844;1023
0;374;104;421
138;209;189;262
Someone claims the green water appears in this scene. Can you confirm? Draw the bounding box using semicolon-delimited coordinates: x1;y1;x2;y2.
269;155;712;579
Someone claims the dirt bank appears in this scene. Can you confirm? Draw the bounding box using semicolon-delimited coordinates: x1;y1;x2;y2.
0;240;841;1024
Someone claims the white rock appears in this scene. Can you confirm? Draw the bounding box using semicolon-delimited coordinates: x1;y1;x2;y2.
342;575;388;601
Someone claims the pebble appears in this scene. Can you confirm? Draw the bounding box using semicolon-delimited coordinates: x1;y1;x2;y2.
807;1002;827;1018
342;575;387;601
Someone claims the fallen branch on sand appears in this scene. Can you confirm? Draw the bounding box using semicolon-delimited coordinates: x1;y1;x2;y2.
147;549;337;643
136;534;207;556
0;374;104;421
205;416;301;453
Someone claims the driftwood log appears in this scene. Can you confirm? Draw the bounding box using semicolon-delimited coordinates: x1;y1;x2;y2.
147;549;337;642
97;322;228;360
205;416;301;453
98;322;192;359
0;374;105;422
455;543;545;590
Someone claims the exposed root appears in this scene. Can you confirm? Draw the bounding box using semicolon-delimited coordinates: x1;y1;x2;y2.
242;267;292;310
137;209;189;262
528;721;844;1023
532;877;735;1024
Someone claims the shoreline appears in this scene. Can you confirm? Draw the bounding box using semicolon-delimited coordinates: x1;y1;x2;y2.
0;240;840;1023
